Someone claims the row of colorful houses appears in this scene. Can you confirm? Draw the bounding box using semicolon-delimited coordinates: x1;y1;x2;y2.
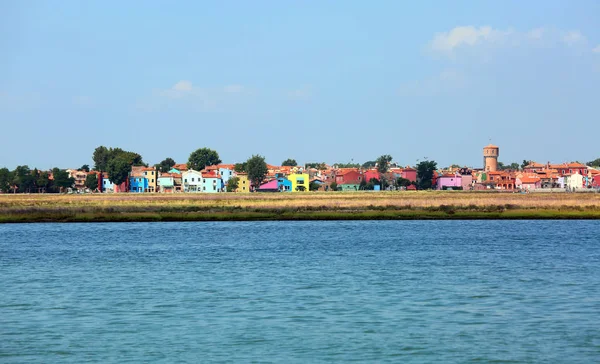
436;162;600;191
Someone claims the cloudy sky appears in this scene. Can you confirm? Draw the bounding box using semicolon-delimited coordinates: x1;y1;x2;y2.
1;1;599;169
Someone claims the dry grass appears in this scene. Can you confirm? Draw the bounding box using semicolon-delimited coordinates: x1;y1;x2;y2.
1;191;599;222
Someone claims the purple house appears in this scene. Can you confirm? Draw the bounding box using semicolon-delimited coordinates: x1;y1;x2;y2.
257;179;280;192
437;173;463;190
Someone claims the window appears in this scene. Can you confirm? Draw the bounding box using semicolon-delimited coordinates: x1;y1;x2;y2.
192;178;195;182
213;185;216;191
144;172;147;176
185;179;187;182
203;186;206;191
151;179;154;182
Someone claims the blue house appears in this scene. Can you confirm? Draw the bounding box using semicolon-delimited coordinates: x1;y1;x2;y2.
129;176;148;193
277;176;292;192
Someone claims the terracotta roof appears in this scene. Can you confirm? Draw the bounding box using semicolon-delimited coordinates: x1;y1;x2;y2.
520;177;540;183
484;144;499;149
172;163;188;171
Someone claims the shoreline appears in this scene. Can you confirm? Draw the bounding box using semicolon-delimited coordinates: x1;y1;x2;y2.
1;192;599;223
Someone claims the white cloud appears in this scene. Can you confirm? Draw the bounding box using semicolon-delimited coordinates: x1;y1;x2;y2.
172;80;193;92
592;45;600;54
429;26;512;53
562;30;586;46
527;28;545;40
224;84;244;93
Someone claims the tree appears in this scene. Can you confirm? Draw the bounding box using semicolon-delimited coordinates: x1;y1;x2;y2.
521;160;531;169
396;177;412;188
234;162;247;173
36;171;51;192
334;162;360;168
329;181;338;191
281;159;298;167
226;176;239;192
376;154;393;190
13;166;36;193
79;164;90;172
0;168;13;193
85;173;98;191
305;162;327;170
187;148;221;171
246;155;268;189
93;146;110;171
362;160;377;169
416;160;437;190
309;181;320;191
106;156;131;187
52;168;75;192
587;158;600;167
156;157;176;173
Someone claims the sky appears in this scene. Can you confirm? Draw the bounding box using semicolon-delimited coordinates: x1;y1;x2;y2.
1;1;599;170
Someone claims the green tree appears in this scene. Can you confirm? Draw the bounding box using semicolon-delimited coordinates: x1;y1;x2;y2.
52;168;75;192
188;148;221;171
36;171;51;192
79;164;90;172
362;160;377;169
85;173;98;191
521;160;531;169
226;176;240;192
587;158;600;167
282;159;297;167
329;181;338;191
106;156;131;187
416;160;437;190
335;162;360;168
0;168;13;193
309;181;320;191
13;166;36;193
234;162;247;173
93;146;110;171
396;177;412;188
246;155;268;189
305;162;327;170
156;157;176;173
376;154;393;190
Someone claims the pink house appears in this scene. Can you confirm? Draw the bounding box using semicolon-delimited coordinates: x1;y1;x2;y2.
516;177;541;190
437;174;462;190
364;170;380;182
402;167;417;183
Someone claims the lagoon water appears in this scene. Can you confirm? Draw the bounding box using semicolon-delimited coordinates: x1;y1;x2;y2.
1;220;599;363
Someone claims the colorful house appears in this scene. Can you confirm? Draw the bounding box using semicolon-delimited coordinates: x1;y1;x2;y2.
437;173;462;190
335;170;363;191
235;173;251;192
257;179;279;192
288;172;309;192
182;169;203;192
129;175;148;193
142;167;157;192
158;173;176;193
564;172;584;191
516;176;541;191
201;171;222;193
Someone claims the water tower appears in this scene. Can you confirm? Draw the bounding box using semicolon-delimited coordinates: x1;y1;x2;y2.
483;144;499;172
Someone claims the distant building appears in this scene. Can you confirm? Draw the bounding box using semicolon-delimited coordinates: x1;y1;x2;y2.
483;144;499;172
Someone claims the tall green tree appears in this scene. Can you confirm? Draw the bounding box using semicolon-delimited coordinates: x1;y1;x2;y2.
187;148;221;171
0;168;13;193
85;173;98;191
156;157;176;173
13;166;36;193
93;146;110;171
376;154;393;190
282;158;298;167
52;168;75;192
521;160;531;169
246;155;268;189
416;160;437;190
106;156;131;187
36;171;51;192
79;164;90;172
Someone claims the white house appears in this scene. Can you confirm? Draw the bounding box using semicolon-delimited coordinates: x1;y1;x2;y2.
564;172;583;191
182;169;203;192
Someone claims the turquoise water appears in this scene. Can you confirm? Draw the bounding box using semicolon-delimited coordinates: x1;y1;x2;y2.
1;220;599;363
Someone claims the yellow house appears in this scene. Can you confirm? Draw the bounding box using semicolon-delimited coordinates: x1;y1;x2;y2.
143;167;157;192
289;172;310;192
235;173;251;192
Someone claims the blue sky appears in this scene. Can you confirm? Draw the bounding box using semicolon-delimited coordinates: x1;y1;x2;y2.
1;1;599;169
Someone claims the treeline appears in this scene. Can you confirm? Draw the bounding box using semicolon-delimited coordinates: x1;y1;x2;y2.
0;166;81;193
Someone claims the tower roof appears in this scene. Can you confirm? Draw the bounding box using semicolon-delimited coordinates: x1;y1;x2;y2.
484;144;499;149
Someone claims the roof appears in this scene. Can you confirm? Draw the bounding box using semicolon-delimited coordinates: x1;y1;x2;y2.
520;177;540;183
258;180;279;190
484;144;499;149
172;163;188;171
202;171;220;178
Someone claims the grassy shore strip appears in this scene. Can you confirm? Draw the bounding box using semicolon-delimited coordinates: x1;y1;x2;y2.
1;192;599;222
1;208;600;223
